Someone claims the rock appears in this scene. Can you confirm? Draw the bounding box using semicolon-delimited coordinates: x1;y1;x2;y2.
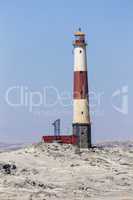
0;163;16;175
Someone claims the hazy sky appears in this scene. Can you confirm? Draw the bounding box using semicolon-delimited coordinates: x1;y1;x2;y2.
0;0;133;143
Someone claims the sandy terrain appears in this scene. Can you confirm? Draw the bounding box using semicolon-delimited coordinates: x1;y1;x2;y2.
0;141;133;200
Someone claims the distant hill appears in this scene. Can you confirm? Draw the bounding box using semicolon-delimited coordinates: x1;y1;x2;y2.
0;142;26;151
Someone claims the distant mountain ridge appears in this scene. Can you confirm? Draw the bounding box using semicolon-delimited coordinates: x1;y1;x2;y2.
0;142;26;151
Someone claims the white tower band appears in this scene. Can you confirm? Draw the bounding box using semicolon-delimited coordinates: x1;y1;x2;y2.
72;29;91;148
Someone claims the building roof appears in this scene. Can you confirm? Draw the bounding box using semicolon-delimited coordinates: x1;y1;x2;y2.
74;31;85;36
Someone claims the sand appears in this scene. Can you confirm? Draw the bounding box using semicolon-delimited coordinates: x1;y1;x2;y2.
0;141;133;200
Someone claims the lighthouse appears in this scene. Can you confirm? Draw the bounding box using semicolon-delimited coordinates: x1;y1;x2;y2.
72;29;91;148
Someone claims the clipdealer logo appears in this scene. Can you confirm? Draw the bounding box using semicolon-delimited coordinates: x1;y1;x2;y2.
4;85;129;115
4;86;72;112
111;86;128;115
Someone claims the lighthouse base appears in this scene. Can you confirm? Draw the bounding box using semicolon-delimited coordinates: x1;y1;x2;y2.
73;123;91;149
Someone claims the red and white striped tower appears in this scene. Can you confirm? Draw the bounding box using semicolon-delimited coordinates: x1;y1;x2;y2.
72;29;91;148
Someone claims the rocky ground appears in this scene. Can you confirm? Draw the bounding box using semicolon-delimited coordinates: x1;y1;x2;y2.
0;141;133;200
